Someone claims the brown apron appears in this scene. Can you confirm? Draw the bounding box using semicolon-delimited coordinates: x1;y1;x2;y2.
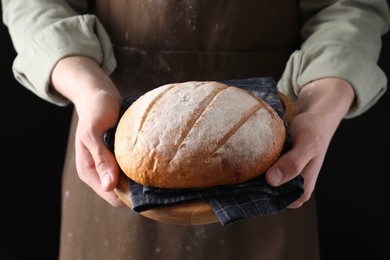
59;1;320;259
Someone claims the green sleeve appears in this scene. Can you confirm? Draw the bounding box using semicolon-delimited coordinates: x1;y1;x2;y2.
1;0;116;106
278;0;390;118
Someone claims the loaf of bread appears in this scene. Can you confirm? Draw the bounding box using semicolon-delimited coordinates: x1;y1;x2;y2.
114;81;286;189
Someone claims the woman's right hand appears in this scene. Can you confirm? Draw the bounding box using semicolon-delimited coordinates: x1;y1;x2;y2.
51;56;126;207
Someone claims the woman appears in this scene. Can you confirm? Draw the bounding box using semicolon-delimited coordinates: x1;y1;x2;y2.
2;0;389;259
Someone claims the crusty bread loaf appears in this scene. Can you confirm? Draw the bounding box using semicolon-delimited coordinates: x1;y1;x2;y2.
114;81;286;188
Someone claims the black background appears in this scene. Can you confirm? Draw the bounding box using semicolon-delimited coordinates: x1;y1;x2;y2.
1;4;389;260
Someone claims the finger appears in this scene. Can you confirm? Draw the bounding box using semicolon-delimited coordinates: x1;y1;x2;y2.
96;150;120;191
79;129;120;191
287;155;323;208
265;114;326;187
265;144;313;187
92;139;120;191
76;141;125;207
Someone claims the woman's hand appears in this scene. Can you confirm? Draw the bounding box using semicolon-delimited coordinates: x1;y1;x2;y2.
51;56;126;207
265;78;355;208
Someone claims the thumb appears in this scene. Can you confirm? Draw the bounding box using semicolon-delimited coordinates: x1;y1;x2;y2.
94;142;120;191
265;148;309;187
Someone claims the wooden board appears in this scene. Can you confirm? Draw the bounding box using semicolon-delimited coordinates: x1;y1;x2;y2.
114;92;295;225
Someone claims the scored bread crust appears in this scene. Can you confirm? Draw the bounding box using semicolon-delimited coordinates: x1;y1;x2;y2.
114;81;286;189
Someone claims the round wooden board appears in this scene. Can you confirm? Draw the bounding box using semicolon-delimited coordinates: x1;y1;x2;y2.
114;92;295;225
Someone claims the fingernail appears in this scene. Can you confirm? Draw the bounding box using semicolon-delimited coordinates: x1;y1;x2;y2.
269;168;283;185
102;173;112;188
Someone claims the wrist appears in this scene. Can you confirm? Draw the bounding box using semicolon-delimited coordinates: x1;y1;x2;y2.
51;55;121;106
297;77;355;119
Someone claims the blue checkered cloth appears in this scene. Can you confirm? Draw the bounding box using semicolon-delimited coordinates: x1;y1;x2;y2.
104;77;304;225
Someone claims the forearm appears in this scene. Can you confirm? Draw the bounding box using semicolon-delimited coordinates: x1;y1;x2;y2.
279;0;390;118
2;0;116;106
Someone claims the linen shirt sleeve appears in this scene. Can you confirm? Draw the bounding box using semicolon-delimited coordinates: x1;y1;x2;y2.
1;0;116;106
278;0;390;118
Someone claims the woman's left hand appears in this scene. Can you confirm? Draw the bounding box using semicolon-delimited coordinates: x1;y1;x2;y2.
265;78;355;208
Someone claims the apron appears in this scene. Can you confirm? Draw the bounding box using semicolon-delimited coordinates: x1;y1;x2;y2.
59;1;320;259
